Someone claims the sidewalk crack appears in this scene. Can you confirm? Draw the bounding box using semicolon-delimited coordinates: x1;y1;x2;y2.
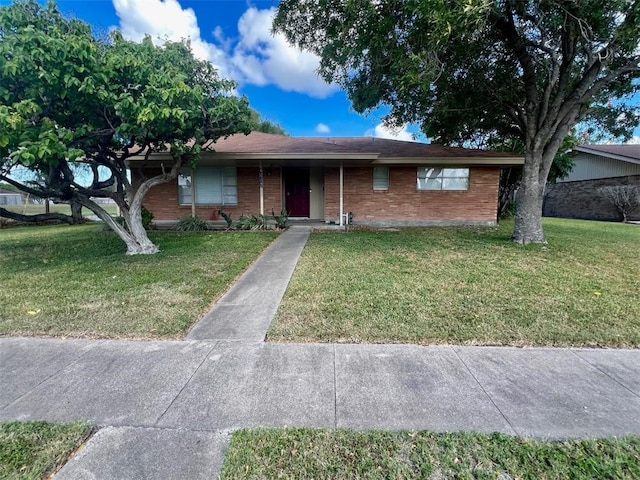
452;347;520;436
153;341;219;426
571;349;640;399
0;340;98;411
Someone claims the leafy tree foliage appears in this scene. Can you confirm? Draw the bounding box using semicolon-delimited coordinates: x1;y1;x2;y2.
249;110;287;135
0;0;252;253
274;0;640;243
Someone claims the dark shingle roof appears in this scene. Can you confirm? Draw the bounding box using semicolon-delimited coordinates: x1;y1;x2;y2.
209;132;521;159
575;144;640;162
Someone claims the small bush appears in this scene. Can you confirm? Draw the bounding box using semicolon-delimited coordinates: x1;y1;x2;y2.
219;210;233;229
236;213;272;230
175;215;209;231
272;208;290;230
105;207;154;231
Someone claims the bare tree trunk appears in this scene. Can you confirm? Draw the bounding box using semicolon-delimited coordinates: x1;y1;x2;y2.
122;201;158;255
512;151;546;244
78;196;158;255
70;200;84;224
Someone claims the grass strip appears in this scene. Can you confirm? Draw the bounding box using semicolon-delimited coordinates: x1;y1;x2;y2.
221;428;640;479
0;224;277;339
0;421;93;479
270;218;640;347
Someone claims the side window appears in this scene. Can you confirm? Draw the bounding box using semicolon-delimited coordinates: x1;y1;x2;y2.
417;167;469;190
373;166;389;191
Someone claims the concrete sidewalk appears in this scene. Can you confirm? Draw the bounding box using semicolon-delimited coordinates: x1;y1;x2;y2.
186;226;311;341
2;337;640;478
3;337;640;438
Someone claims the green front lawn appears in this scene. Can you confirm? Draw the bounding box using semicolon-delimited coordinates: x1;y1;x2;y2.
0;421;92;479
0;224;277;339
269;218;640;347
221;428;640;479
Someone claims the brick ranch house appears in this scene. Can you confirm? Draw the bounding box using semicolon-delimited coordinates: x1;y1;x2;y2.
129;132;524;226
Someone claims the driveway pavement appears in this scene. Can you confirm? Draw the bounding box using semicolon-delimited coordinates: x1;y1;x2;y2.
1;226;639;478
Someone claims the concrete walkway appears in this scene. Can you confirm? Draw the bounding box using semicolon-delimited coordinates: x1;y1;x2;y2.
187;226;311;341
1;226;640;478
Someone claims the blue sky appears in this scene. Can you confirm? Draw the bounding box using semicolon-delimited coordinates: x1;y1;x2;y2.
32;0;421;141
3;0;638;143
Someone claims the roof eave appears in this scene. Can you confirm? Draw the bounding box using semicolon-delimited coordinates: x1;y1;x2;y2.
373;156;525;166
127;152;380;162
574;146;640;165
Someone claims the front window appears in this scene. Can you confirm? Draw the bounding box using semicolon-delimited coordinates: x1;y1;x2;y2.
178;167;238;205
417;167;469;191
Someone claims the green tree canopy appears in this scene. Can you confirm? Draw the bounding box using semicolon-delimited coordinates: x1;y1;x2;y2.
274;0;640;243
0;0;252;253
249;110;287;135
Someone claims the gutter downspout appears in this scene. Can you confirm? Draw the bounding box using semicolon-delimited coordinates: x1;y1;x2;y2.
259;162;264;216
339;162;344;227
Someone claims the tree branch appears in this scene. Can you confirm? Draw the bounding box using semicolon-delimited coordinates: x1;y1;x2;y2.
0;207;74;224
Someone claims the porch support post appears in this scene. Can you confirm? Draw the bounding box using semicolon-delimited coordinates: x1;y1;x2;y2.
190;168;196;218
339;162;344;227
259;162;265;216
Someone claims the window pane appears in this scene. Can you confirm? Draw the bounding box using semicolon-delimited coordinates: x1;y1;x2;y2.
442;177;469;190
222;167;238;205
418;167;442;180
195;167;223;204
417;177;443;190
373;167;389;190
444;168;469;178
178;170;192;205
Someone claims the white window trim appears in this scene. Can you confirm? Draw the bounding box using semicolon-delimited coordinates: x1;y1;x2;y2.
417;167;469;191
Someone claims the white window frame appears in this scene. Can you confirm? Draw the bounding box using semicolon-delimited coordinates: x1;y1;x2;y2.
373;166;389;191
178;167;238;205
417;167;469;191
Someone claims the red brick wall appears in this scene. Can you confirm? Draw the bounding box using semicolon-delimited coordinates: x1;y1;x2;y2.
325;166;499;224
135;167;282;221
136;165;499;224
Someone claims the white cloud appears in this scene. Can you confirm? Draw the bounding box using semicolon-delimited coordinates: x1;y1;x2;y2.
112;1;337;98
627;135;640;144
230;7;338;98
113;0;231;77
365;123;415;141
315;123;331;133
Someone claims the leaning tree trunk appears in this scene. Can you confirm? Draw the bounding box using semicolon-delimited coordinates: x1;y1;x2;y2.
78;196;159;255
511;151;547;244
116;159;183;255
120;201;158;255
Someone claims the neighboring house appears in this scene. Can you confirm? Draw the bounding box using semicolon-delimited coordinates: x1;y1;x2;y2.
129;132;523;226
0;188;27;206
543;144;640;221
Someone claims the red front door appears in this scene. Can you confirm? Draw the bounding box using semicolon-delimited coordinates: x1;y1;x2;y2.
284;168;310;217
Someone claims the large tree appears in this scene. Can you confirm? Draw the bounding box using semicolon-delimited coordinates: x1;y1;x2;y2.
0;0;252;253
274;0;640;243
